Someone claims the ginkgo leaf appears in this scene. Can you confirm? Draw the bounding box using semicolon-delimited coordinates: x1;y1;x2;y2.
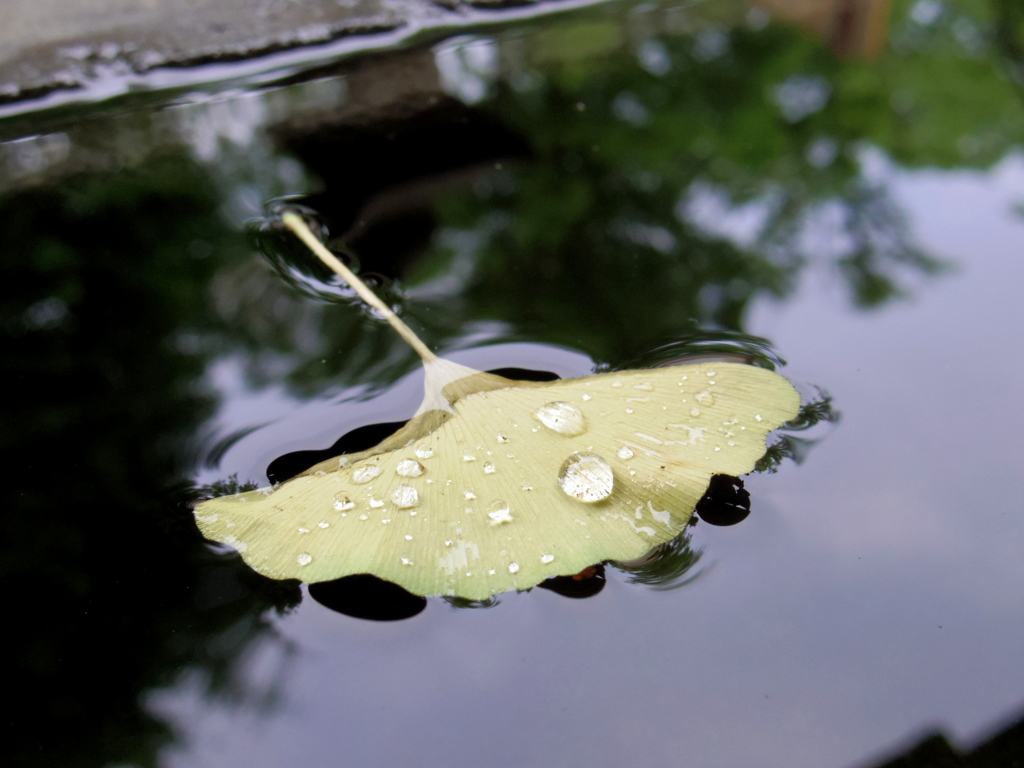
194;212;801;600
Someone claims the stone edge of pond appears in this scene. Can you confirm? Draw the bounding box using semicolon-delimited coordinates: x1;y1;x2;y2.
0;0;569;110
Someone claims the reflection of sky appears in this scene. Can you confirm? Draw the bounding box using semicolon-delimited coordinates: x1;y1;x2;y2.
155;135;1024;767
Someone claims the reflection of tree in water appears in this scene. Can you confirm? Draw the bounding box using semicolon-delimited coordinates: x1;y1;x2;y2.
268;5;1024;387
230;2;1024;393
404;19;958;361
0;158;300;768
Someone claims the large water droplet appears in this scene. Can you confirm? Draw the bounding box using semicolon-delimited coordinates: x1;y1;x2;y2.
488;501;513;525
396;459;425;477
352;464;381;484
392;485;419;509
558;452;615;502
508;562;520;574
534;401;587;436
333;495;354;511
483;462;496;474
297;552;313;566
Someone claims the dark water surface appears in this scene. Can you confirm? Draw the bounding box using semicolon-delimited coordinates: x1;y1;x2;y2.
3;1;1024;766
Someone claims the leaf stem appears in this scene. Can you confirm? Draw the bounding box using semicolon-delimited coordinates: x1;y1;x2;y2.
282;212;438;364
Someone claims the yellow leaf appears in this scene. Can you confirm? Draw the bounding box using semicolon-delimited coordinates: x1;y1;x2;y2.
193;213;801;599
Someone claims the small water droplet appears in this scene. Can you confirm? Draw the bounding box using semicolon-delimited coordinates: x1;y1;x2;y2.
358;514;368;520
464;489;477;500
333;495;355;511
534;401;587;436
706;370;716;377
463;454;476;462
521;480;534;491
297;527;310;534
352;465;381;483
297;552;313;566
368;497;385;508
625;408;634;414
415;448;433;459
558;452;615;502
690;408;701;417
497;433;509;443
483;462;496;474
391;485;419;508
488;501;513;525
396;459;425;477
405;534;413;541
617;446;634;459
727;440;735;446
755;414;763;422
540;554;555;564
381;518;391;524
581;393;593;401
714;446;721;451
401;557;413;566
611;380;623;388
695;390;715;405
633;382;653;391
317;521;330;529
508;562;520;574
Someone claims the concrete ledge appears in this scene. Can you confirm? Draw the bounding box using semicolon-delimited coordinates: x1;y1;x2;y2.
0;0;543;103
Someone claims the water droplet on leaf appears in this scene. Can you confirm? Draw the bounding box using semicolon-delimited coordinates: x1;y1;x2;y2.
558;452;615;502
352;465;381;484
396;459;425;477
392;485;419;508
488;501;513;525
533;401;587;436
